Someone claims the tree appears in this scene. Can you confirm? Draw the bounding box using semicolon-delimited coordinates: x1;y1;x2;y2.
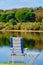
15;11;28;22
37;6;43;10
15;11;35;22
9;19;17;25
27;12;35;22
6;12;15;21
0;13;7;22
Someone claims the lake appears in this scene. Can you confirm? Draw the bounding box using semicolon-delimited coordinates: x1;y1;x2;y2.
0;46;43;65
0;32;43;49
0;32;43;65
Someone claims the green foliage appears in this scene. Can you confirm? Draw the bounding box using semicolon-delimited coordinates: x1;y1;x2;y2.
15;11;35;22
0;7;43;50
6;12;15;21
0;22;5;30
40;22;43;30
0;7;43;23
0;13;7;22
20;22;41;30
0;7;43;22
25;11;35;22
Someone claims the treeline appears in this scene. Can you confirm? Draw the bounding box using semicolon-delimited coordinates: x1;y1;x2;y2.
0;9;35;22
0;7;43;30
0;7;43;22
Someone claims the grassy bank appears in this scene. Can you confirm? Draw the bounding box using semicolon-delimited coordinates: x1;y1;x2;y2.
0;64;25;65
0;22;43;30
0;64;31;65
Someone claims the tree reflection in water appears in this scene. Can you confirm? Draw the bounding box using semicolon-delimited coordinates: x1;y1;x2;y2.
0;32;43;50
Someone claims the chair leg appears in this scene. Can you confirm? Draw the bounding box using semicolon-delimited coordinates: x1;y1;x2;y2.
25;55;28;65
12;54;14;65
24;55;26;65
28;54;40;65
8;54;11;65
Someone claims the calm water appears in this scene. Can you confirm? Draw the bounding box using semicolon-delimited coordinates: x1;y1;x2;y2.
0;32;43;65
0;46;43;65
0;32;43;49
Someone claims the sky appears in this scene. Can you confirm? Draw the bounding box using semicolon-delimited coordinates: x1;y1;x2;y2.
0;0;43;10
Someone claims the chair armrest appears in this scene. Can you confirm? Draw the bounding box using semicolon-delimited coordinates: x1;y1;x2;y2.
10;48;13;50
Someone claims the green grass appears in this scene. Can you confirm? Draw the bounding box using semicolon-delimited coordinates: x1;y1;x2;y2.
0;64;31;65
0;64;25;65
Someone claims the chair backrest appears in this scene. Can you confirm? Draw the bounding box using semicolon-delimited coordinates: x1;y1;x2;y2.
10;37;24;54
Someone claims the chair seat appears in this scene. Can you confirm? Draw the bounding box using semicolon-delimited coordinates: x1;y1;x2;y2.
10;53;26;56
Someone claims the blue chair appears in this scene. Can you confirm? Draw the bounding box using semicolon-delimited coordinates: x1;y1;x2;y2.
8;37;26;65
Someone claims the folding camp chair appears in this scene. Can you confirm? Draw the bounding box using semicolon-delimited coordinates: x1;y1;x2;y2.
8;37;27;65
8;37;40;65
26;52;40;65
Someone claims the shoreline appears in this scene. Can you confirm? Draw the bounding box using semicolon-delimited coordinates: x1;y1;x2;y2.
0;30;43;32
0;63;41;65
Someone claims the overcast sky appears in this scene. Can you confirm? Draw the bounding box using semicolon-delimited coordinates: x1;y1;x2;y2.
0;0;43;10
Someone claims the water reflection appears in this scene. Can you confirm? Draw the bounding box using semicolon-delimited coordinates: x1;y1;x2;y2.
0;46;43;65
0;32;43;64
0;32;43;50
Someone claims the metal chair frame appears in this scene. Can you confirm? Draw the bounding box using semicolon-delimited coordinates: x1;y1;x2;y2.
26;52;40;65
8;37;26;65
8;37;40;65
